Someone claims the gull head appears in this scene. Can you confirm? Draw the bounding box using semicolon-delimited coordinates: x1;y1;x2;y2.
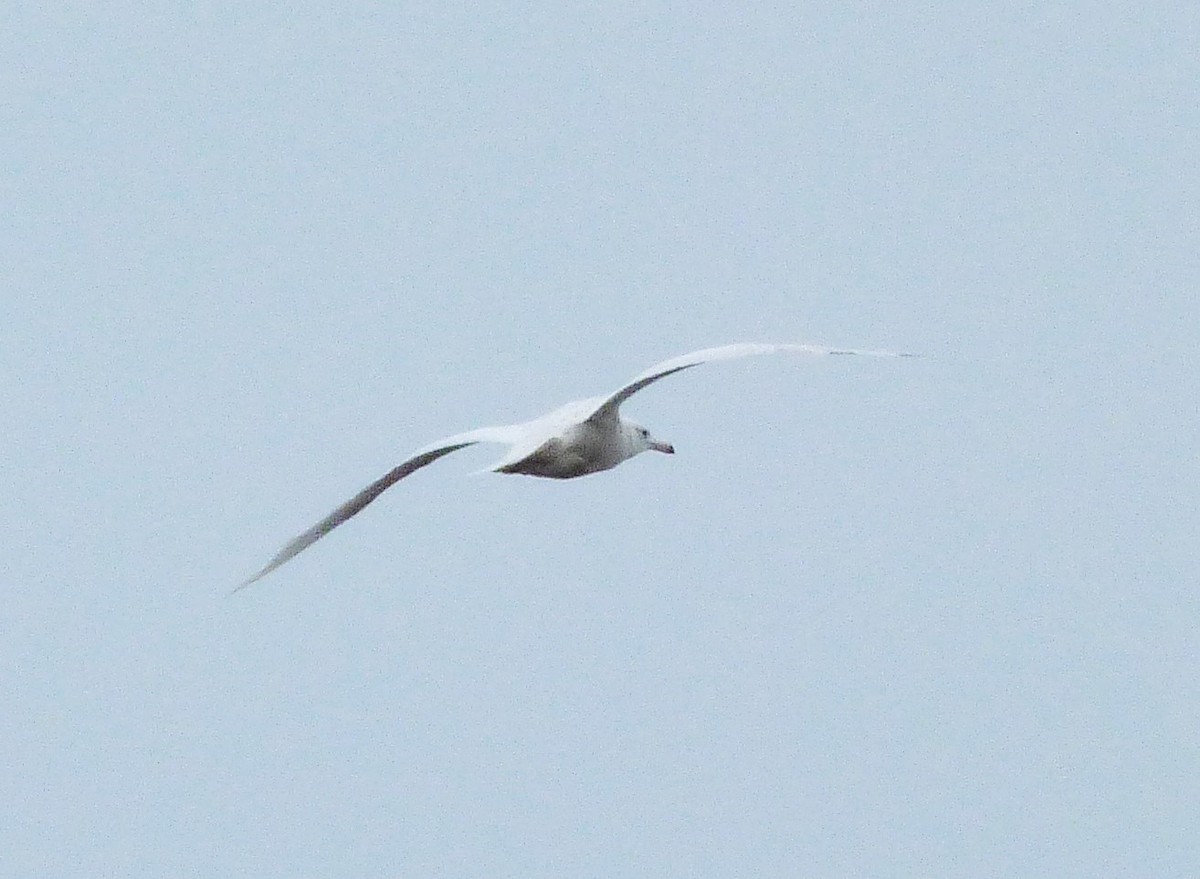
624;420;675;457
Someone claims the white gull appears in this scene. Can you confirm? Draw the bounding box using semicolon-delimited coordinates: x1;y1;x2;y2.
236;342;910;590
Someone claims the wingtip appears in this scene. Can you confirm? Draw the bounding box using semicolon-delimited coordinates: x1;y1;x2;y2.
826;347;919;358
228;571;265;597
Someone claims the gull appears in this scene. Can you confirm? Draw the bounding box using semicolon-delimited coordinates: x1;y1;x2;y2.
235;342;910;591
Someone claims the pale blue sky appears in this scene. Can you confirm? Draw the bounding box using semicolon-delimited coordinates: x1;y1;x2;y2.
3;2;1197;876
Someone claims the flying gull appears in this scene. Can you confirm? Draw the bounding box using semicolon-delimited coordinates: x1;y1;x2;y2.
235;342;909;591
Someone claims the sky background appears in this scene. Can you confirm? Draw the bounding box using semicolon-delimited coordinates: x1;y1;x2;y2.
3;2;1197;876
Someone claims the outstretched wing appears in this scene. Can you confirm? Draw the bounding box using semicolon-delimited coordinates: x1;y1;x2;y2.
233;425;520;592
586;342;912;424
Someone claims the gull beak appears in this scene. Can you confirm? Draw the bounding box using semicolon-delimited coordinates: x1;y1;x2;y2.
651;440;675;455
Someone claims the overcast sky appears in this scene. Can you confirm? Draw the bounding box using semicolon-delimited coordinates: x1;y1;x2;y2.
3;2;1197;876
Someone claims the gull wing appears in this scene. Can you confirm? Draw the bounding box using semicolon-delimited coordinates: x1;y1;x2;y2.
586;343;912;424
234;425;521;592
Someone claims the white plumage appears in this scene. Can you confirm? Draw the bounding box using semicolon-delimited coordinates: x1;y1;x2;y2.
236;342;910;590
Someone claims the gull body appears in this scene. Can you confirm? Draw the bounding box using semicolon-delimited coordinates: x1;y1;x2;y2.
490;400;672;479
236;342;908;590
